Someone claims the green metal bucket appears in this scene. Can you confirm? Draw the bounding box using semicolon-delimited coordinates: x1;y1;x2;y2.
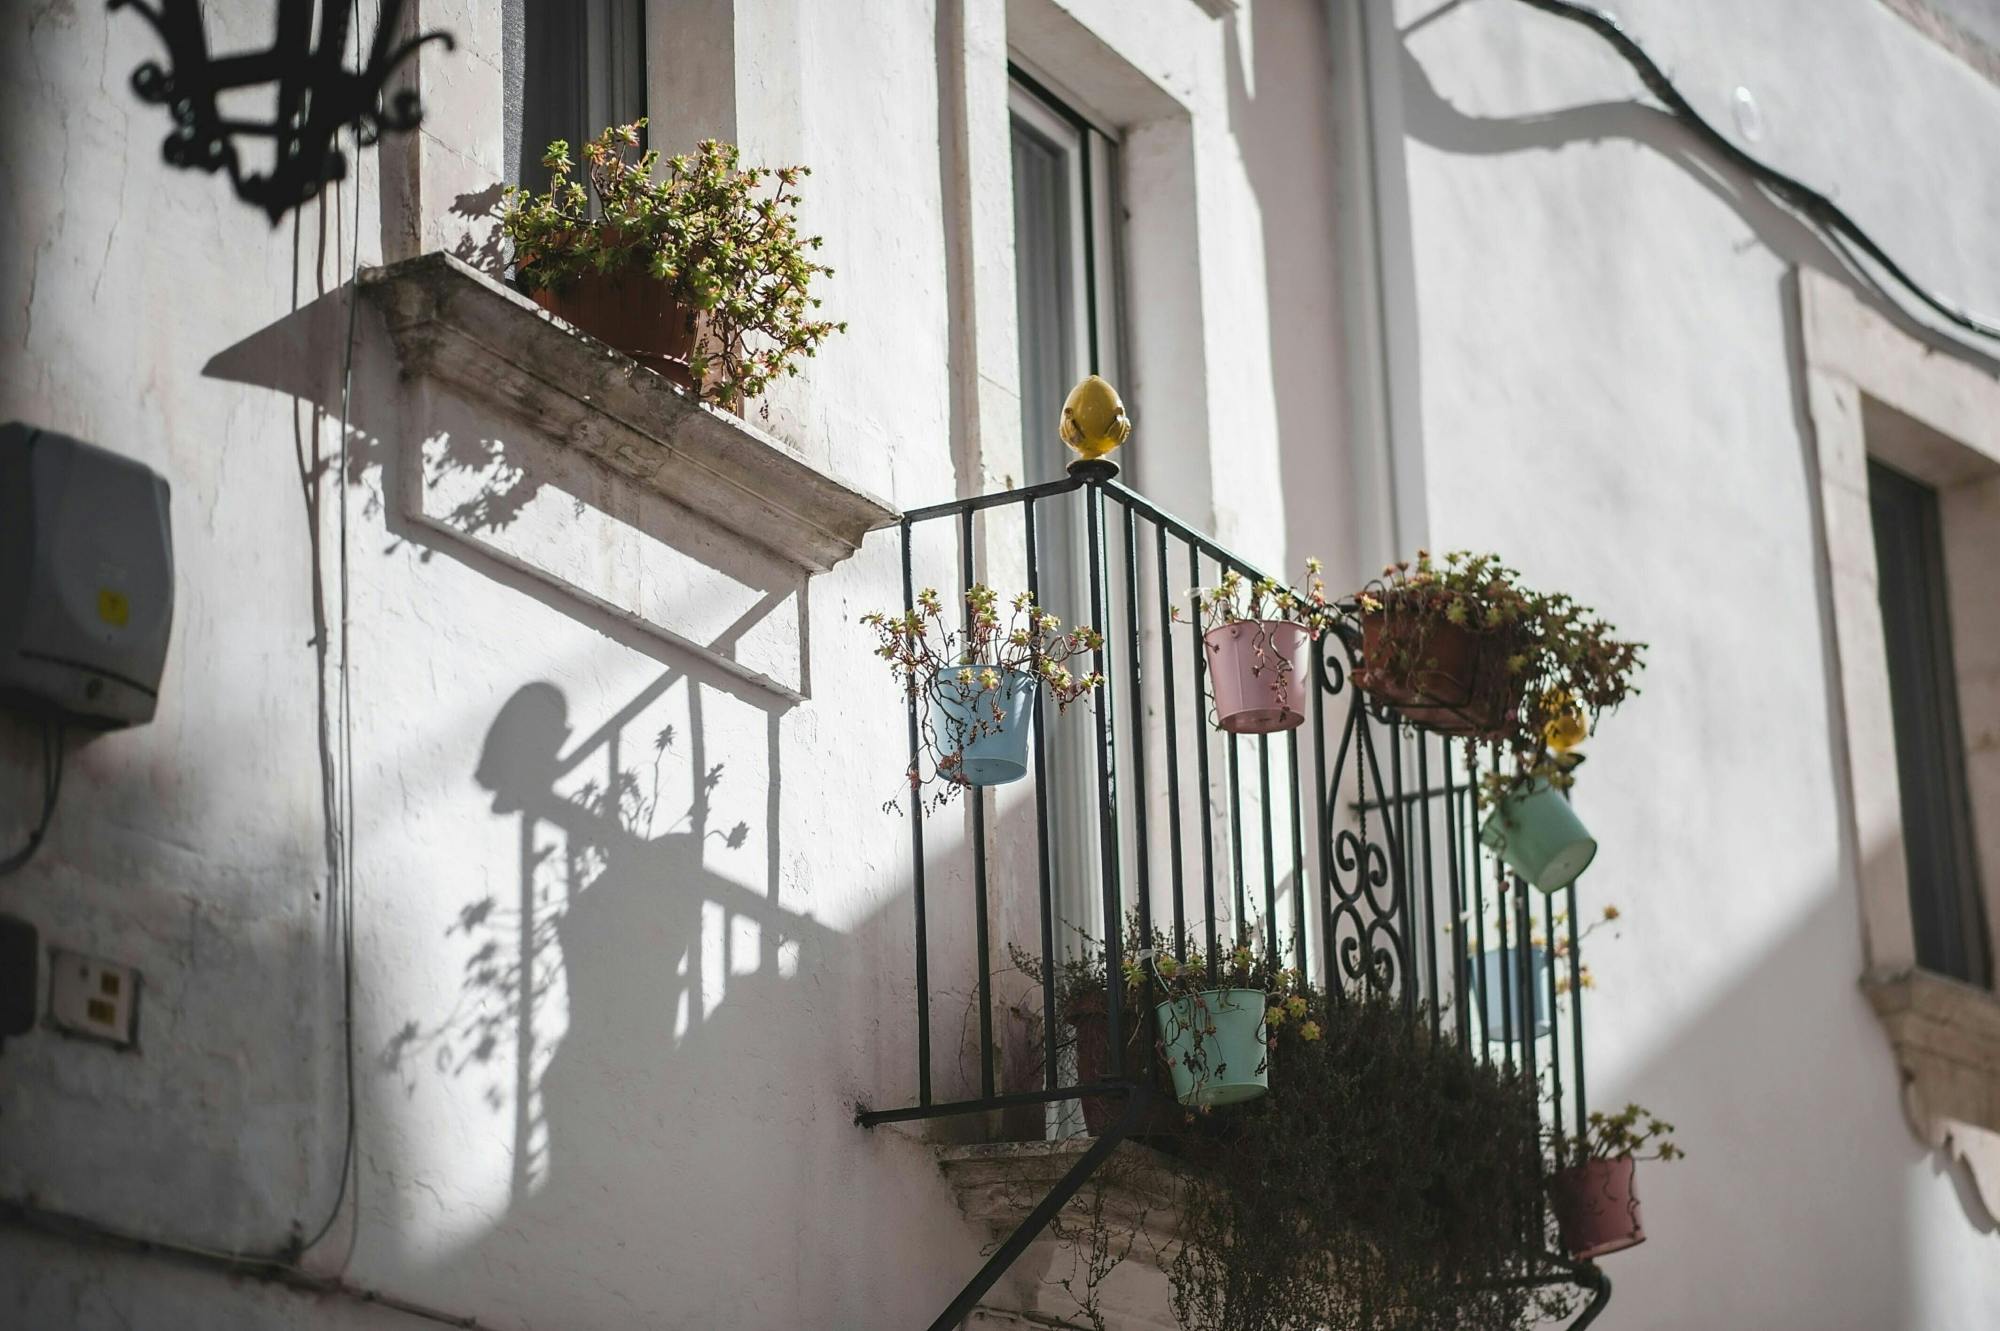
1480;779;1597;892
1154;988;1270;1107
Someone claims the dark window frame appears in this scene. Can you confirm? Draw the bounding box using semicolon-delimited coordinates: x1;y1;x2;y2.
1869;457;1991;987
503;0;648;198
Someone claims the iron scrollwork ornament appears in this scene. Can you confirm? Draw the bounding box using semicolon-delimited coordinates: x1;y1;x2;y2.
110;0;453;223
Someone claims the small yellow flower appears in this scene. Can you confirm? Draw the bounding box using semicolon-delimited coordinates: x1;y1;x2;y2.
1299;1021;1321;1042
1266;1004;1287;1028
1543;689;1588;752
1602;904;1621;921
1286;995;1307;1020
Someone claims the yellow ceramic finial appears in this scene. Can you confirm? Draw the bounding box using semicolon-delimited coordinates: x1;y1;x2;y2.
1059;375;1131;464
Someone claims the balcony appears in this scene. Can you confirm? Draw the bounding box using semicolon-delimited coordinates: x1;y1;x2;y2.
856;462;1615;1329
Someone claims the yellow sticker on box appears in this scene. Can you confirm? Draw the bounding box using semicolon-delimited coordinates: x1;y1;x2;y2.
97;589;130;626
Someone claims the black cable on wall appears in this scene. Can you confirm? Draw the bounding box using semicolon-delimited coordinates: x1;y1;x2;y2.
0;716;64;877
1515;0;2000;344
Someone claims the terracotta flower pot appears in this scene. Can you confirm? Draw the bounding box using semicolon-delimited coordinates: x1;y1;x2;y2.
1357;611;1513;736
1204;620;1311;733
532;270;699;392
1069;995;1179;1137
1548;1155;1645;1260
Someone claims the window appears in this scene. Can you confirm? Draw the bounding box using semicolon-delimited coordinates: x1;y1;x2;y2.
1869;459;1991;986
1009;69;1122;921
1009;69;1121;480
502;0;648;194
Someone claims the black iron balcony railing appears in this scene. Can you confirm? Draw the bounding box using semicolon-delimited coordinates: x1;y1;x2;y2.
856;462;1610;1329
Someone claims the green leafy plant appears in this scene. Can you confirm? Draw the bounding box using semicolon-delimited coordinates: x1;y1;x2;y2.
1010;924;1298;1041
1353;550;1644;796
1010;965;1581;1331
1548;1101;1684;1171
1188;559;1338;636
861;586;1103;809
1165;987;1578;1331
1447;890;1623;1004
499;119;844;408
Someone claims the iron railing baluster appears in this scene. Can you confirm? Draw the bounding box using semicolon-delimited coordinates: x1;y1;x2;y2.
902;518;931;1107
1443;744;1470;1052
1154;525;1188;967
1568;881;1588;1144
960;508;994;1101
1287;732;1307;978
1470;769;1491;1065
1418;737;1441;1043
1190;548;1218;983
1024;499;1058;1092
1515;871;1538;1126
1119;503;1154;1077
1084;481;1124;1075
1260;733;1277;970
1228;735;1247;948
1315;647;1338;994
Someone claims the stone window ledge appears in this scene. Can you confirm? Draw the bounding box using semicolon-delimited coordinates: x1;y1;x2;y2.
358;252;897;575
1863;967;2000;1214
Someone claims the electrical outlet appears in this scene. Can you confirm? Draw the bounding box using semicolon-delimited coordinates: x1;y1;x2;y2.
48;949;139;1049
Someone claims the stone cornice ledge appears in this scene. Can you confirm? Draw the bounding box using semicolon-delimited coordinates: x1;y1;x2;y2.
938;1139;1188;1329
938;1139;1187;1258
1863;967;2000;1219
358;252;898;574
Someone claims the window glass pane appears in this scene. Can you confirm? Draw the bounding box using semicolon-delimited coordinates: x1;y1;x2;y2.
1869;459;1991;986
503;0;647;195
1011;119;1075;486
1010;88;1105;971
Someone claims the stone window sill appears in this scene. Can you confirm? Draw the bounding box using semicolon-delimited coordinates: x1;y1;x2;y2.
358;252;897;576
1863;967;2000;1214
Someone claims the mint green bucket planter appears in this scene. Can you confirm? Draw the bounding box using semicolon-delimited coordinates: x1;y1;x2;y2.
931;664;1037;786
1155;988;1269;1107
1480;779;1597;892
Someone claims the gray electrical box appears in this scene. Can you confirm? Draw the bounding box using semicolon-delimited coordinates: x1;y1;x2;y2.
0;423;174;728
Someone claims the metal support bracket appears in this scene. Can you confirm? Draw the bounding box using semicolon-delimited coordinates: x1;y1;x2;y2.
911;1086;1149;1331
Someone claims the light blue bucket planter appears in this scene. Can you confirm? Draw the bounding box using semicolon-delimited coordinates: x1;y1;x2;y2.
1467;944;1552;1041
931;664;1037;786
1155;988;1269;1107
1480;779;1597;892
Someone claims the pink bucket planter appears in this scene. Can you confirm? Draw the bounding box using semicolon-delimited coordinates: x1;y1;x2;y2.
1548;1155;1646;1260
1204;621;1311;734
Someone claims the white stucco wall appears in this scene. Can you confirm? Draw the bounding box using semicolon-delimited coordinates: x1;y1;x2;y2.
0;1;1349;1328
3;0;1998;1328
1392;0;2000;1327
